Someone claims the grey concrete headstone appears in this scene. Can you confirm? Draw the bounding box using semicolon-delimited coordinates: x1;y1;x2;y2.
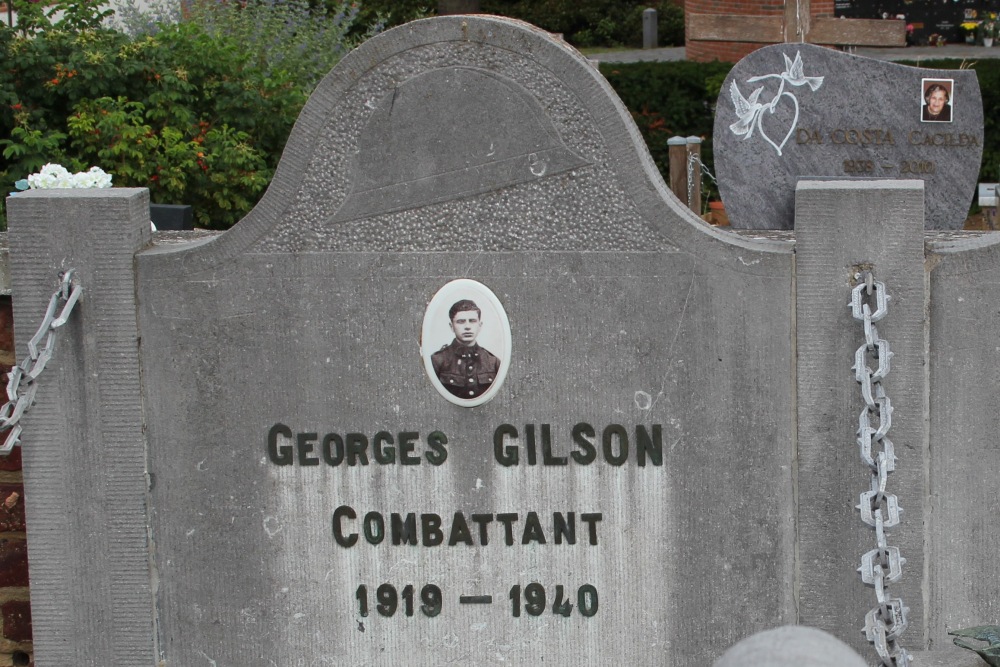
132;14;796;667
714;43;983;230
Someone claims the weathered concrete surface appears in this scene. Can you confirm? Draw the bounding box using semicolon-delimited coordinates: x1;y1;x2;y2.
925;232;1000;650
715;43;982;230
910;648;990;666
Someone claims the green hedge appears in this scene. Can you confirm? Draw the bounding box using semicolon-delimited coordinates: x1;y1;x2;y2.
346;0;685;48
599;60;730;204
480;0;684;48
600;58;1000;207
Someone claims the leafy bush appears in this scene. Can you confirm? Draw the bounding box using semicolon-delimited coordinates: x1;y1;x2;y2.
342;0;430;34
0;0;367;229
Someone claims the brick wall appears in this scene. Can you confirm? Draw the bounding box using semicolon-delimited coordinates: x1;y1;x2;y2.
686;0;837;62
0;298;32;667
687;39;766;63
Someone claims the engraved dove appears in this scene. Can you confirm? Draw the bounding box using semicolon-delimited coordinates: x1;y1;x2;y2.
728;81;765;138
730;50;825;156
779;51;824;91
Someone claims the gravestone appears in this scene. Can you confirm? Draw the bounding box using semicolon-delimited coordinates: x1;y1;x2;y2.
5;14;1000;667
714;43;983;229
8;15;799;666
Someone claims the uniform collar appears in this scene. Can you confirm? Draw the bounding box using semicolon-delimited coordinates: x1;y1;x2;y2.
448;339;481;355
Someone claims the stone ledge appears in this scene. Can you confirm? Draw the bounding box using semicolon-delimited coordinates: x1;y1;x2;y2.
910;648;989;666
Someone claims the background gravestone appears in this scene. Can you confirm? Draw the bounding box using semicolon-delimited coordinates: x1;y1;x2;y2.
714;43;983;230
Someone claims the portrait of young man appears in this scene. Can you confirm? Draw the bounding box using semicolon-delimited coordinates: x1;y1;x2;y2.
421;279;512;406
431;299;502;399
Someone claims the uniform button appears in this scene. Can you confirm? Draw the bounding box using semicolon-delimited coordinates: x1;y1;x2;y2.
449;379;455;384
468;391;474;396
468;378;474;383
458;360;462;365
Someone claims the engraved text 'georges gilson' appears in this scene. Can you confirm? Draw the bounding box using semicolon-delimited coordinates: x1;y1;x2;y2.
265;422;666;549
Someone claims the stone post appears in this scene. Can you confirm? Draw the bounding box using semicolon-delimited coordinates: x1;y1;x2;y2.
686;136;702;213
668;135;702;213
794;180;926;657
643;8;658;48
668;136;688;206
5;189;156;664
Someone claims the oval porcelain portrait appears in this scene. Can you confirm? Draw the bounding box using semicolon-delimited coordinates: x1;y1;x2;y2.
421;279;512;407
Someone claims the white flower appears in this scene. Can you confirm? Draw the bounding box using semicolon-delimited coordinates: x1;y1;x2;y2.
25;164;112;189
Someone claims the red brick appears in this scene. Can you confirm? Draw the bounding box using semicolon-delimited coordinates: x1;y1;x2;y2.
0;538;29;587
1;600;31;642
686;0;843;62
0;484;25;533
0;297;13;355
0;445;22;473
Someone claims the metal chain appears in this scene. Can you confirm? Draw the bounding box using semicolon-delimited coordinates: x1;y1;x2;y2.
850;271;910;667
686;153;719;209
0;270;82;456
686;153;695;208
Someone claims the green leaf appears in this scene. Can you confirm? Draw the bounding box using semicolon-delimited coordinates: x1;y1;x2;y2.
951;626;1000;666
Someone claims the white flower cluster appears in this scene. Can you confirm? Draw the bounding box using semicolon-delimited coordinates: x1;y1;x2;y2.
26;164;113;190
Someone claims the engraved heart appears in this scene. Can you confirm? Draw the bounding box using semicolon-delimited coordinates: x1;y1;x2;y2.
756;92;799;157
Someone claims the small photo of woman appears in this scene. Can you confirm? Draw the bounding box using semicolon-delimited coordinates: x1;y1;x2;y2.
921;78;954;123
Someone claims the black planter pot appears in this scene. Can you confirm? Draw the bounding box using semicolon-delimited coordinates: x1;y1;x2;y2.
150;204;194;231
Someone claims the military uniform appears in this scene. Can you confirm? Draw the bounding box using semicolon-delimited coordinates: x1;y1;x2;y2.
431;339;501;399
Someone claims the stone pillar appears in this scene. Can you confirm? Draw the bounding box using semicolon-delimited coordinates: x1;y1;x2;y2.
794;180;926;657
642;8;658;49
5;189;155;664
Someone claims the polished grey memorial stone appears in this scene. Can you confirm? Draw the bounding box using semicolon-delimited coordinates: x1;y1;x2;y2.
714;43;983;230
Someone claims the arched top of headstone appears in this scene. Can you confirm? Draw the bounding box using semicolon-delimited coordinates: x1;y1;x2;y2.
143;15;790;273
714;43;983;230
332;66;591;222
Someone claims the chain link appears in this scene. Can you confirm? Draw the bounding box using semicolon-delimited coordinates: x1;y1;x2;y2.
686;153;695;209
685;153;719;210
0;270;82;456
850;271;910;667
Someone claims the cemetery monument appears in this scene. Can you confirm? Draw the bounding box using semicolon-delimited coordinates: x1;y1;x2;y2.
3;14;998;667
